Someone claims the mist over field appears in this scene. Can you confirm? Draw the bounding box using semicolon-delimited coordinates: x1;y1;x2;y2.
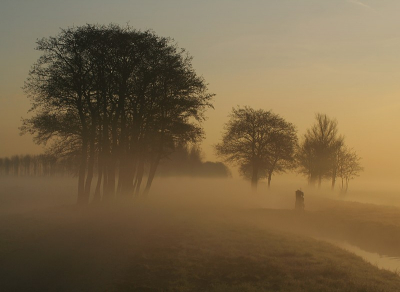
1;175;400;291
4;175;400;214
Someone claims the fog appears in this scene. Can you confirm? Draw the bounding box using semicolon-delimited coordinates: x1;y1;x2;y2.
1;175;400;291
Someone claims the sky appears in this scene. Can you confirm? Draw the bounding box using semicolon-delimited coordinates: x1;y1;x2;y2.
1;0;400;181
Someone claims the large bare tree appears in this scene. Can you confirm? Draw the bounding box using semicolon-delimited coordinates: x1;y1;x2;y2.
22;24;214;204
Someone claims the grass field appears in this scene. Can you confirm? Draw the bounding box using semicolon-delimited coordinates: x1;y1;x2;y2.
1;177;400;291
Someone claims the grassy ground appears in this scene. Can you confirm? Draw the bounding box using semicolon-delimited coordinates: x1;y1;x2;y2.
114;209;400;292
1;205;400;292
1;177;400;291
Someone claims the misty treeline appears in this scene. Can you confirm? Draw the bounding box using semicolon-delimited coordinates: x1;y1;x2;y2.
21;24;214;204
0;154;74;176
0;145;230;178
216;108;362;192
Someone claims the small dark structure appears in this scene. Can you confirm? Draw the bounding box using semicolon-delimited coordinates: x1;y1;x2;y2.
295;189;305;211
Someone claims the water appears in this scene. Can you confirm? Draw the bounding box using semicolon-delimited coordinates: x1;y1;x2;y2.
326;239;400;273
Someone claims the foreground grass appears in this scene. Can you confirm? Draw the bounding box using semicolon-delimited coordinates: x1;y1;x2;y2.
1;204;399;292
113;210;400;292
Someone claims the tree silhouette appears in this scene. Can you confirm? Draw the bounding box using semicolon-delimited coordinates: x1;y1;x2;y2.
216;107;298;190
297;114;344;187
263;118;298;187
297;113;363;190
336;146;363;193
21;24;214;204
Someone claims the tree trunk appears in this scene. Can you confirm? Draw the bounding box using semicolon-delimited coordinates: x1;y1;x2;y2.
107;160;116;199
267;159;278;190
134;159;145;196
331;168;336;190
251;165;258;191
267;172;272;188
144;159;160;196
126;158;136;196
118;156;135;197
92;164;103;203
103;119;117;201
77;139;88;205
84;136;95;203
102;134;110;199
102;162;109;199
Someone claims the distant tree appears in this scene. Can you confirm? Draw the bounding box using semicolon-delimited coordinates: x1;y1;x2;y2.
336;146;363;193
200;161;231;177
263;118;298;187
157;144;204;177
4;157;10;175
156;144;230;177
11;156;20;176
22;155;31;176
0;154;77;177
216;107;298;190
297;114;344;187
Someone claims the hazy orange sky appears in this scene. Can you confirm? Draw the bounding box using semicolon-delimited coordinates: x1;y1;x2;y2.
1;0;400;181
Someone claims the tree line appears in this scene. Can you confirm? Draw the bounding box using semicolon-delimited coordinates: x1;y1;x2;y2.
157;144;231;177
216;107;363;192
0;146;230;179
0;154;73;176
20;24;362;205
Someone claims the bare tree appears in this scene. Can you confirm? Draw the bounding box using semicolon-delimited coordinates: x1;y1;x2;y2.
297;114;344;187
263;118;298;188
336;146;363;193
216;107;298;190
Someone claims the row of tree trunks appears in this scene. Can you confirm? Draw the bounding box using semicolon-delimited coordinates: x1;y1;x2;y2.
79;146;159;203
